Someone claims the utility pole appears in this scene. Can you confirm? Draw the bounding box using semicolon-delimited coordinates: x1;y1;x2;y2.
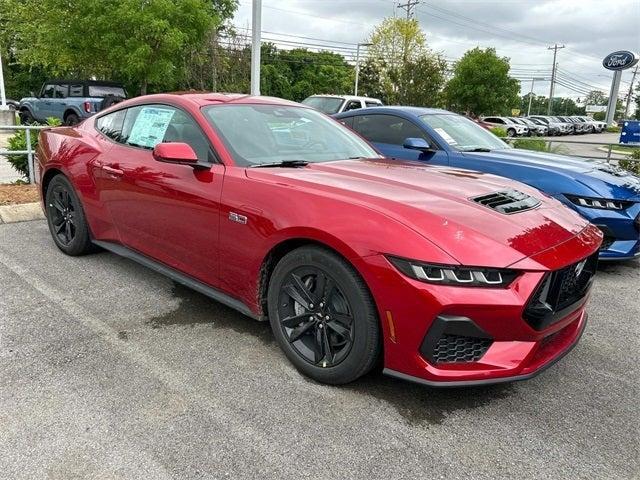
397;0;420;19
250;0;262;96
623;64;638;119
354;42;373;96
547;44;565;115
0;49;7;110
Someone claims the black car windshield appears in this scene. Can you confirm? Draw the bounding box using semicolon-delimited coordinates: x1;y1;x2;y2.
202;104;381;166
301;96;344;114
420;113;510;152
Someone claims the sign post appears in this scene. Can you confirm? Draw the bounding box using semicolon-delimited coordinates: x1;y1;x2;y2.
602;51;639;125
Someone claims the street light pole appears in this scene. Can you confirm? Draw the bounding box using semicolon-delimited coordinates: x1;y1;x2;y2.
527;77;546;116
250;0;262;96
547;44;565;115
354;42;372;96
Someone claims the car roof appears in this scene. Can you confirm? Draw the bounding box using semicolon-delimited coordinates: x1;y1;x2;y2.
336;106;452;117
307;94;382;102
45;79;125;86
117;93;303;108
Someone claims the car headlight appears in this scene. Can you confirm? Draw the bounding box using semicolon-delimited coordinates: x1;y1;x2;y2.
387;256;519;288
565;195;633;210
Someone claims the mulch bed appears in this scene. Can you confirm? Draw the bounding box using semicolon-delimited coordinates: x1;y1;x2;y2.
0;184;40;206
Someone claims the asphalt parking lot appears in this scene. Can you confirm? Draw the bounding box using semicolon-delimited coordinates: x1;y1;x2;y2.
1;220;639;479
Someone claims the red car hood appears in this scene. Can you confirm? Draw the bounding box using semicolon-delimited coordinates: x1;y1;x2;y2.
246;159;593;268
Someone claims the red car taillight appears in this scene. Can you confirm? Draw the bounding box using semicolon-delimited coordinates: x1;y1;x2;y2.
83;101;91;113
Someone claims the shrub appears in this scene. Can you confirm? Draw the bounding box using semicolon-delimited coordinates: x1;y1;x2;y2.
606;126;621;133
512;138;547;152
593;111;605;121
6;117;61;180
619;149;640;175
489;126;507;138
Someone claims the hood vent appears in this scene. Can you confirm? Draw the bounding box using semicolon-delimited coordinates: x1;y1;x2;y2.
471;189;541;214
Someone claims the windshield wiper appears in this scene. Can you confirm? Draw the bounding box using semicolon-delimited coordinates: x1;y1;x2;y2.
461;147;492;152
250;160;310;168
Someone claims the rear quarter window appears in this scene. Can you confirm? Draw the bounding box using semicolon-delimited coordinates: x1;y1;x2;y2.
96;109;127;142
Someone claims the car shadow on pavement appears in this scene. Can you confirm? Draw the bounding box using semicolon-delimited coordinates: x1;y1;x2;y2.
145;282;274;346
596;258;640;276
345;370;516;426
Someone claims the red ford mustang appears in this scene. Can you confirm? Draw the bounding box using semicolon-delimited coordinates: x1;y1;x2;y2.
36;93;602;386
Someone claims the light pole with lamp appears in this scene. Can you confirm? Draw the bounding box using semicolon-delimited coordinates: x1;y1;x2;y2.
526;77;546;116
354;42;372;96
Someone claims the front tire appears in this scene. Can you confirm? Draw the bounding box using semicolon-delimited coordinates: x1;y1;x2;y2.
507;128;516;137
44;174;94;256
19;109;34;124
267;246;380;384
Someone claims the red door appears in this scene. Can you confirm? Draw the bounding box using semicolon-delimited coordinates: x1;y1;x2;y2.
96;104;225;287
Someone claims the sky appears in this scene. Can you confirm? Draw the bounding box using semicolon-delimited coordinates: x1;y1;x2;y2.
232;0;640;103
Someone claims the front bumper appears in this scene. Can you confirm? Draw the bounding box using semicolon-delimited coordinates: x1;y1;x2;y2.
361;233;599;386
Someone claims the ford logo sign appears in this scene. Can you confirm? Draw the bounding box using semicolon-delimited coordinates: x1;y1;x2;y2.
602;51;638;71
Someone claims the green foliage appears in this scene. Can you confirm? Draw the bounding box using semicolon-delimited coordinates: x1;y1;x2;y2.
361;18;447;106
512;138;548;152
593;111;606;121
6;118;61;180
584;90;607;106
490;127;507;138
520;94;585;116
445;47;520;116
606;126;621;133
3;0;237;95
619;150;640;175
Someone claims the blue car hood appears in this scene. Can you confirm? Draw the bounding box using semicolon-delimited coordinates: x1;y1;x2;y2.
463;148;640;200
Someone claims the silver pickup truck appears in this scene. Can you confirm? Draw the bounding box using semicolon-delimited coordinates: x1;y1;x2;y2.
19;80;127;125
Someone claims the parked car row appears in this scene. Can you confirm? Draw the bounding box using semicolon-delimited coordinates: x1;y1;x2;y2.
480;114;607;137
35;92;639;391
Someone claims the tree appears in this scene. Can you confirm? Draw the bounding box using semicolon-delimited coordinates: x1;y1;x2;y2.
584;90;607;106
444;47;520;116
364;17;447;106
634;82;640;120
3;0;237;95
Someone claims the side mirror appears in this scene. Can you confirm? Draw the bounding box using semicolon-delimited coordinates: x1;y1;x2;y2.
153;142;199;165
403;137;434;152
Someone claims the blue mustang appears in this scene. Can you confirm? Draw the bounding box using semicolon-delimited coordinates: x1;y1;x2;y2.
334;107;640;260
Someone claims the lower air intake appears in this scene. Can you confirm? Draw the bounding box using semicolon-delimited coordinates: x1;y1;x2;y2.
432;334;492;363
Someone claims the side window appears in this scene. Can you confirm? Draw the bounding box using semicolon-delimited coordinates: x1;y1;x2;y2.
95;109;127;142
353;114;426;146
365;101;381;107
41;84;54;98
54;84;68;98
121;104;211;161
344;100;362;112
69;84;84;97
338;116;354;128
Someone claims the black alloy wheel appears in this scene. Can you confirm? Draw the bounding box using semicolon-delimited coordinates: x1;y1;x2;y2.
268;246;380;384
45;174;94;256
278;266;354;367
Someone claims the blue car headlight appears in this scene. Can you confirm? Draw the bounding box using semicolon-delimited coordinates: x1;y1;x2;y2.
387;256;519;288
565;195;634;211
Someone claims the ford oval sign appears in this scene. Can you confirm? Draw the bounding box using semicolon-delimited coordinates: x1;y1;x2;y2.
602;51;638;71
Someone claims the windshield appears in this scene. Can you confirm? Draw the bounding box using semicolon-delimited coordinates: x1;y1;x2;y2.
88;85;126;98
202;104;380;166
301;96;345;114
420;113;510;152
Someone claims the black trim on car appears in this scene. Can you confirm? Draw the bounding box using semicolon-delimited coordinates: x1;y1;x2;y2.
419;315;492;364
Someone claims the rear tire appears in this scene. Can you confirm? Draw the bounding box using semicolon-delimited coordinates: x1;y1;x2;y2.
267;246;380;384
44;174;94;256
64;112;80;126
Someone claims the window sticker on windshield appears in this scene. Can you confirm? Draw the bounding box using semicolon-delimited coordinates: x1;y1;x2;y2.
128;107;175;148
434;127;457;145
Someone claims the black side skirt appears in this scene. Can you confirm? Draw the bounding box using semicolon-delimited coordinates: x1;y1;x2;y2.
93;240;264;321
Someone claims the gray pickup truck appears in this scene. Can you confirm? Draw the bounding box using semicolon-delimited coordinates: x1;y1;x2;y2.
19;80;127;125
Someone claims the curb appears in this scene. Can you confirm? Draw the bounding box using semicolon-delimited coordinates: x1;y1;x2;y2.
0;202;45;224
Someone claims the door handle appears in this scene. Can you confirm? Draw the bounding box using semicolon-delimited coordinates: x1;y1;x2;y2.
102;165;124;177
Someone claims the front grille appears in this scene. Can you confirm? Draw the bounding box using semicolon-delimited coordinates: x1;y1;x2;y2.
524;252;598;330
472;189;541;214
432;334;492;363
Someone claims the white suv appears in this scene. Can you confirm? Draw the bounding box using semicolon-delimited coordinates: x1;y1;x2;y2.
301;95;383;115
